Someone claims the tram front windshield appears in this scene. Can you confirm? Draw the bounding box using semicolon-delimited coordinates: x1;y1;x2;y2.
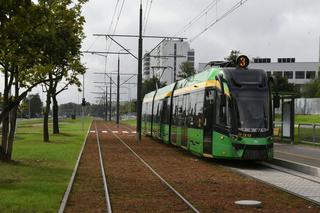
233;90;269;132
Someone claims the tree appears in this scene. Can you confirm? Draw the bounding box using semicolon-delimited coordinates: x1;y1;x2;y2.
40;0;87;140
271;75;300;96
0;1;56;161
21;94;43;118
301;79;320;98
225;50;241;65
120;101;136;115
142;77;167;97
0;0;87;160
178;61;195;79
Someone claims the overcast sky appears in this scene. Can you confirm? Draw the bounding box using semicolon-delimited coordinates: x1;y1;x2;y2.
6;0;320;104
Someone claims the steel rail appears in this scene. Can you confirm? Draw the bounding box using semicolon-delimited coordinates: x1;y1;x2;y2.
58;122;92;213
94;121;113;213
103;122;200;213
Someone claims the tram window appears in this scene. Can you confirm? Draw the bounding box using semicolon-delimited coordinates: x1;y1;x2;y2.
161;98;168;124
151;100;157;123
195;92;204;127
189;90;204;128
204;88;215;128
216;91;231;128
146;103;149;121
205;89;215;104
148;102;152;122
183;94;189;117
172;96;178;125
155;101;161;123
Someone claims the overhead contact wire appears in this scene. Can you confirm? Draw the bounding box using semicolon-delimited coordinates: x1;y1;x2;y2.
143;0;154;35
174;0;218;37
190;0;248;42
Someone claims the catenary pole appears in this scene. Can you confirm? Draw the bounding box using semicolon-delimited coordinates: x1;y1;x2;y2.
117;54;120;125
109;76;112;121
137;2;143;142
105;85;108;121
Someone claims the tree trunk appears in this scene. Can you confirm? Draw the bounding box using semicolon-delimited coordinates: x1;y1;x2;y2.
0;116;9;161
52;94;59;134
43;92;51;142
6;105;18;161
1;65;20;161
1;74;9;161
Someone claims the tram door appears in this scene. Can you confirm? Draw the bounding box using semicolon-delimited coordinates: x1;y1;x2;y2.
203;88;215;155
181;94;189;147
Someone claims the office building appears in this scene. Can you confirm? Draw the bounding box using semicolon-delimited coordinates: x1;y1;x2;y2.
143;39;195;84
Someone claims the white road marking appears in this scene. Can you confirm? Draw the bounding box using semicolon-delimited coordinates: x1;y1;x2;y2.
131;131;136;134
122;131;129;134
112;131;119;133
102;130;108;133
90;130;95;133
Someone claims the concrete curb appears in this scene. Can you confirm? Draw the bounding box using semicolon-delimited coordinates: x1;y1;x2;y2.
271;157;320;178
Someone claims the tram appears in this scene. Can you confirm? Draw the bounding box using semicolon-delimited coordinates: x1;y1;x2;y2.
142;55;275;160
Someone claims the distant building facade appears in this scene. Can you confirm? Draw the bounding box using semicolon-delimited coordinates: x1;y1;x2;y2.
197;57;319;85
249;58;319;85
143;39;195;84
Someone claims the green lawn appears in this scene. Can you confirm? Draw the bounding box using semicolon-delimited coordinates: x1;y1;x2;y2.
121;119;136;127
0;117;92;213
295;114;320;124
275;114;320;124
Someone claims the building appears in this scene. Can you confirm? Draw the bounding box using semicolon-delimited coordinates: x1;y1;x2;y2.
143;39;195;84
249;58;319;85
197;57;319;85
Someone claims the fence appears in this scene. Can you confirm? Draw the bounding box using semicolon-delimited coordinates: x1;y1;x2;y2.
298;123;320;144
295;98;320;114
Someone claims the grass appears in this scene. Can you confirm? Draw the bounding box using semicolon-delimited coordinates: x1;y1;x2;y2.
275;114;320;124
273;114;320;144
121;119;136;127
0;117;92;213
295;114;320;124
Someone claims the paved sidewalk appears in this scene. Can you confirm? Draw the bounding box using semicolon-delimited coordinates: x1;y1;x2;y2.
231;164;320;205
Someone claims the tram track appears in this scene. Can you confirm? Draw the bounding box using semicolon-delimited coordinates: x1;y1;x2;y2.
118;122;320;208
101;121;199;213
60;120;320;211
94;121;113;213
59;121;112;213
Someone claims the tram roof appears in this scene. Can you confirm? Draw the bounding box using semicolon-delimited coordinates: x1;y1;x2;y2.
143;67;223;102
175;67;221;90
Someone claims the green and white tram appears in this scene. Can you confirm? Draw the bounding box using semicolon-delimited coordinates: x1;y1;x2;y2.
142;56;274;160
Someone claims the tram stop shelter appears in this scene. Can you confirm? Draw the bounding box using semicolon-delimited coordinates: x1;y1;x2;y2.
273;92;299;144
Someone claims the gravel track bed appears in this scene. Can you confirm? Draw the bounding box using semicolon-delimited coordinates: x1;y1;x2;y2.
111;122;320;212
99;121;192;212
64;122;106;213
